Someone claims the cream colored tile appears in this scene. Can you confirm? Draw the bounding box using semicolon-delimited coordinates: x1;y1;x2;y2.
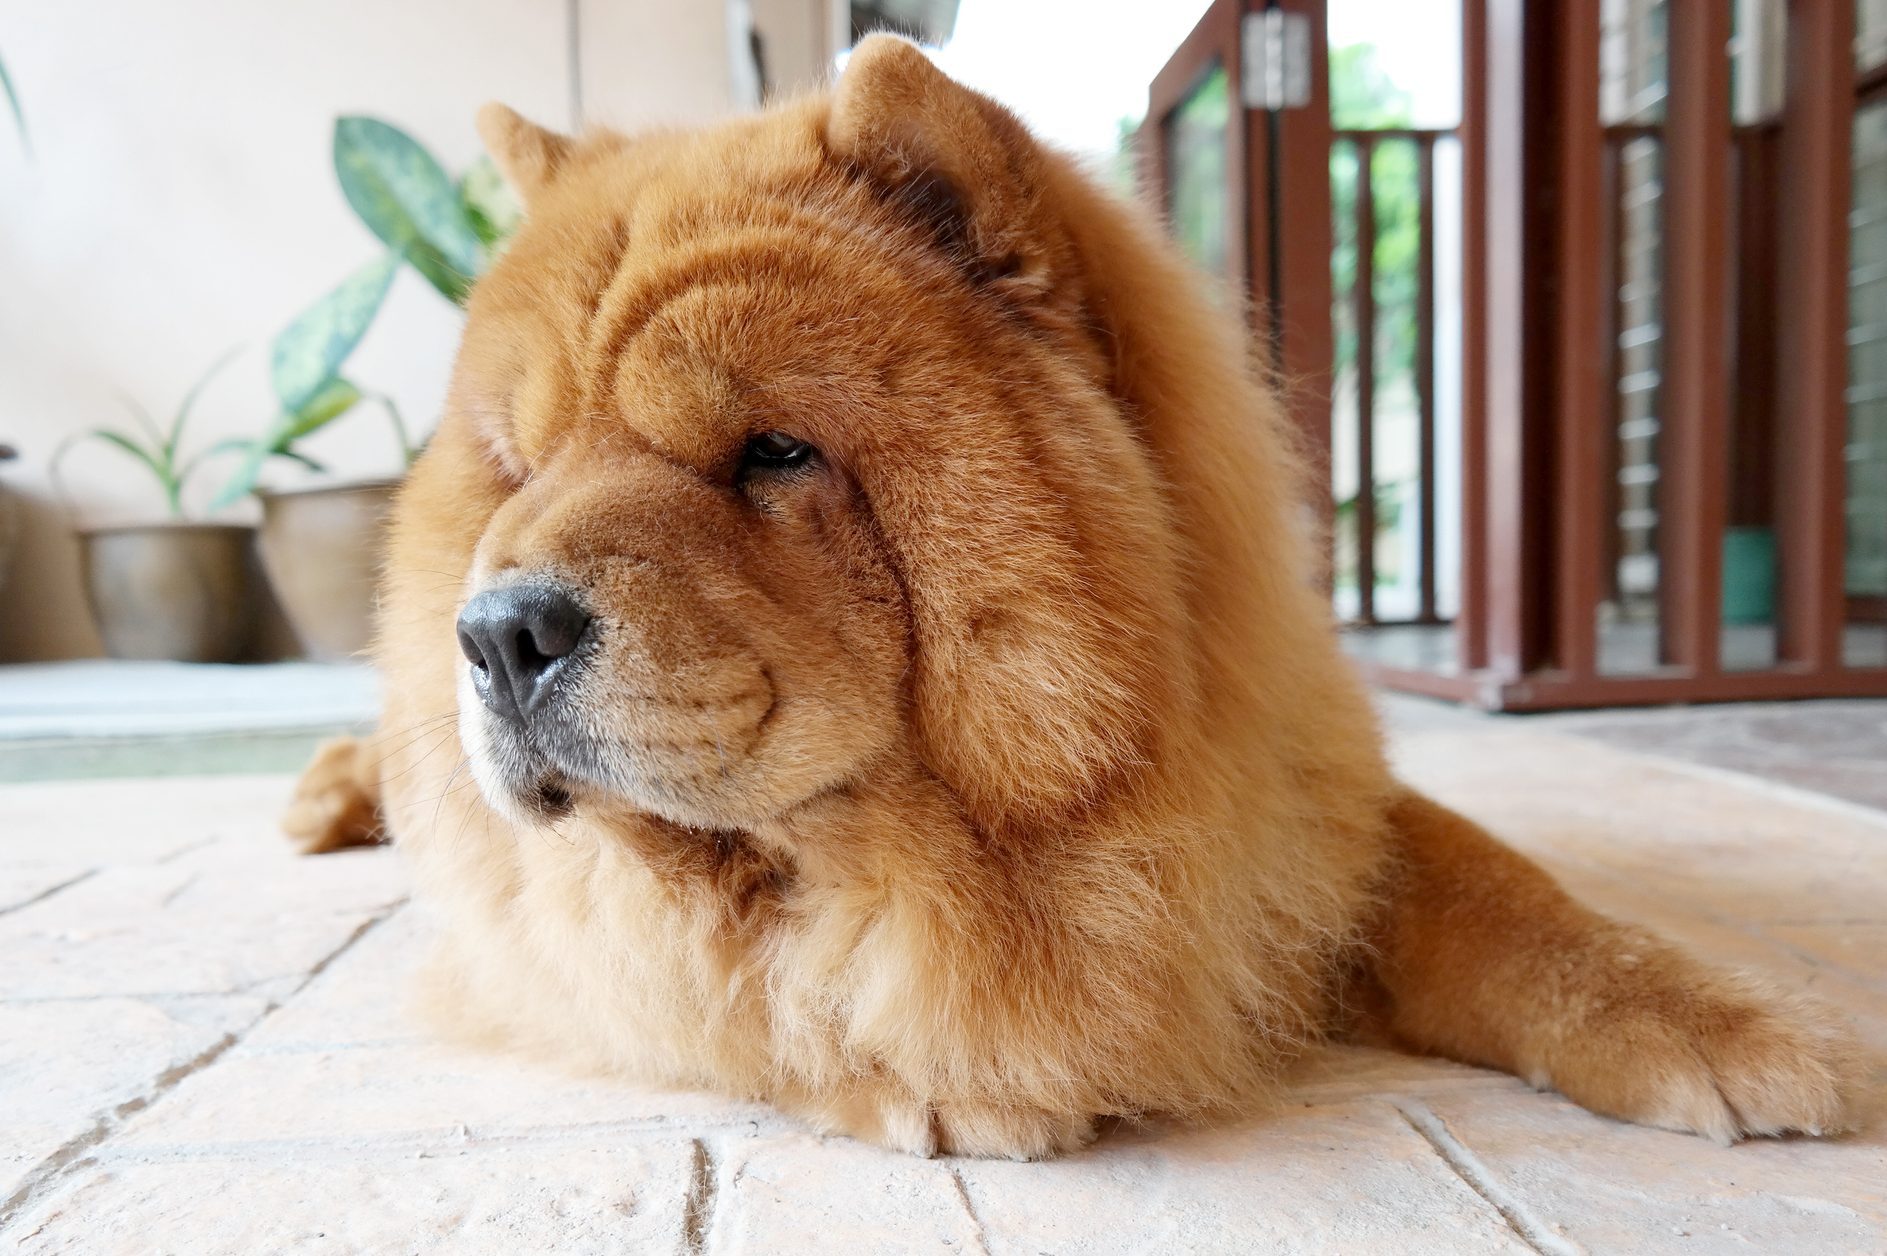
955;1101;1535;1255
0;840;404;999
1415;1085;1887;1255
109;1041;787;1153
0;996;264;1203
11;1144;698;1256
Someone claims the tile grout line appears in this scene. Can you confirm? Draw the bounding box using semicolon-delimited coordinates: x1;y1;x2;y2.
679;1136;719;1254
0;869;98;919
1389;1097;1582;1256
0;1031;242;1243
0;904;403;1238
947;1163;992;1256
154;836;223;866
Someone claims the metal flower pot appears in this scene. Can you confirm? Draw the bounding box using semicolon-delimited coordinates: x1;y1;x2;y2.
256;479;397;661
78;522;257;662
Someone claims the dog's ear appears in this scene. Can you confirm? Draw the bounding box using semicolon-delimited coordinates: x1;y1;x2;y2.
826;35;1067;299
475;103;572;204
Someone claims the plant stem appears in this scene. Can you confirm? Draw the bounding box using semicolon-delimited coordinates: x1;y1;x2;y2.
379;394;415;464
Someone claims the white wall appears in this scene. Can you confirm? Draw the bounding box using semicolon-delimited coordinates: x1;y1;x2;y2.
0;0;828;660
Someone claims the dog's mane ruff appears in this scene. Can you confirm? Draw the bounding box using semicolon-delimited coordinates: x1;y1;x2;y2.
866;145;1405;1117
737;112;1402;1122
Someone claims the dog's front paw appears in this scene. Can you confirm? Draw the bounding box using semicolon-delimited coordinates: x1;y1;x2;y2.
933;1101;1099;1161
282;735;385;855
1550;967;1858;1144
791;1084;1098;1160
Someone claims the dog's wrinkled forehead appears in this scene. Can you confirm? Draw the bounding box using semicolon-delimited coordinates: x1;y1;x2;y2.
456;37;1099;479
457;143;923;479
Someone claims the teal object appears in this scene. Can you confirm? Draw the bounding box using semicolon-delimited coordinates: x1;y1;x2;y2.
1722;525;1777;625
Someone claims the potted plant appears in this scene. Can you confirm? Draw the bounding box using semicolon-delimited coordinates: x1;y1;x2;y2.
214;117;517;660
52;352;260;662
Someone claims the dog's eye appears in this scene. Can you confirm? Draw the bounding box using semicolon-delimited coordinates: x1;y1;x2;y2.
741;431;816;471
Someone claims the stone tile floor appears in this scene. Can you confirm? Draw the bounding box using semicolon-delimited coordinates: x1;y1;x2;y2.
1538;699;1887;815
0;723;1883;1253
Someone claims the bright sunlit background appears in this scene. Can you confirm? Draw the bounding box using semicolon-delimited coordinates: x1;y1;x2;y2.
928;0;1461;161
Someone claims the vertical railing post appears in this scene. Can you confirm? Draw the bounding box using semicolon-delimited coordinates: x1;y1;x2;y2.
1776;0;1855;673
1479;0;1561;683
1416;135;1439;623
1659;2;1734;675
1457;0;1490;672
1354;135;1378;623
1270;0;1337;590
1551;0;1607;681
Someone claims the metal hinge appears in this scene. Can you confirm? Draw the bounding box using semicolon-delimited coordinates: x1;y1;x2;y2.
1242;10;1312;111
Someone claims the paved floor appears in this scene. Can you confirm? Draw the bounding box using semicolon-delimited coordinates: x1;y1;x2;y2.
0;719;1883;1252
1537;699;1887;814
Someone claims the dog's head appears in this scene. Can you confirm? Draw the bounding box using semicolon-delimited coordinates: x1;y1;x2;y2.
444;37;1194;840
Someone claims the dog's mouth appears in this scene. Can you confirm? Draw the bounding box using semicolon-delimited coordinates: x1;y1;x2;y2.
461;696;754;832
457;657;859;835
456;664;601;825
463;730;583;825
524;771;576;820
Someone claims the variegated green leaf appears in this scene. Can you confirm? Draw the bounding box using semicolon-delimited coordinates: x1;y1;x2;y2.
0;50;27;155
210;441;273;512
281;376;362;441
334;116;482;303
270;254;396;415
208;377;361;511
458;156;521;257
398;238;474;306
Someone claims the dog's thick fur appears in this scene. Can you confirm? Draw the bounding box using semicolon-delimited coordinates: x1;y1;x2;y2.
289;37;1856;1158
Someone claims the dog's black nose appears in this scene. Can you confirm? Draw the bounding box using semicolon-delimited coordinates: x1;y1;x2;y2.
456;584;591;723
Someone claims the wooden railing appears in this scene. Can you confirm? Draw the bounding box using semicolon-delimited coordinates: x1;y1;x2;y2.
1331;127;1450;627
1335;0;1887;709
1146;0;1887;708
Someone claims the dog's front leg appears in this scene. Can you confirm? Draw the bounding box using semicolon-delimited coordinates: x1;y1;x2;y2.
1365;791;1858;1142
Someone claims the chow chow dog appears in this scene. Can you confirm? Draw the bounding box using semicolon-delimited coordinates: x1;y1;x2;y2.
286;35;1855;1158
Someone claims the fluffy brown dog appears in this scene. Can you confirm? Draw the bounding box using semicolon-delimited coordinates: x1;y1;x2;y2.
287;36;1856;1159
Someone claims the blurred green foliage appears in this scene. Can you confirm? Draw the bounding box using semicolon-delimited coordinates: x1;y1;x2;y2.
1166;66;1231;281
215;119;519;506
0;48;26;155
53;351;246;519
1331;43;1419;386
